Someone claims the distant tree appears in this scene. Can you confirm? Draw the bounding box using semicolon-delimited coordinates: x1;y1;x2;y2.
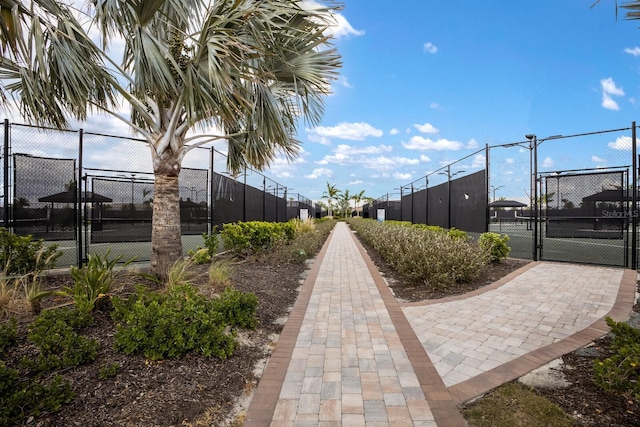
352;190;366;217
322;182;341;217
337;189;351;218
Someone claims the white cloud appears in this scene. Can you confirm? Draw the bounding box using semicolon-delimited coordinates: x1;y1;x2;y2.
430;102;442;109
466;138;479;149
591;155;607;162
402;136;463;151
335;144;393;155
304;167;333;179
423;42;438;54
414;122;439;134
602;77;625;96
420;155;431;163
471;154;485;168
308;122;383;141
541;157;555;168
600;77;625;110
349;179;364;185
608;136;633;150
336;75;352;88
308;134;332;145
363;156;420;171
625;47;640;56
389;128;400;135
393;172;412;180
328;12;365;39
602;92;620;111
505;158;515;164
266;155;307;178
303;1;364;39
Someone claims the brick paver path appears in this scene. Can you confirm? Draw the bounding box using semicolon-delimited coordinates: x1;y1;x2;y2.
244;222;637;426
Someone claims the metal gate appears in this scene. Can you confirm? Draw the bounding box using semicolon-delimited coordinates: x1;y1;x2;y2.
540;169;630;267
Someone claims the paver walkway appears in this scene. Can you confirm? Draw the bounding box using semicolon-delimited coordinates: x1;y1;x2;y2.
244;222;637;426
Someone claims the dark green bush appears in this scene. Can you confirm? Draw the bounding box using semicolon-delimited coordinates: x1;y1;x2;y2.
594;317;640;399
478;232;511;263
0;317;17;356
22;308;98;373
0;363;73;426
211;288;259;329
112;284;254;360
0;228;61;274
221;221;296;255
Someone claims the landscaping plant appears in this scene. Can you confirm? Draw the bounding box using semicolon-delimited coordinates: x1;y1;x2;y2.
54;250;134;312
594;317;640;400
0;228;61;275
349;219;491;288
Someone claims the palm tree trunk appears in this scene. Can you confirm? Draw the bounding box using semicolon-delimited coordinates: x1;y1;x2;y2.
150;173;182;279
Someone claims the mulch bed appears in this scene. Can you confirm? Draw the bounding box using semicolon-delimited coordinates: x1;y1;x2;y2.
3;229;639;426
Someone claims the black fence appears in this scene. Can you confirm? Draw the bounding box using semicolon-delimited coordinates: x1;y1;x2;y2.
367;124;640;269
1;120;322;266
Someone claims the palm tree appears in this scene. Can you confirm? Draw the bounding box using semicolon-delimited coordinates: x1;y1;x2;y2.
322;182;340;217
338;188;350;218
352;190;366;217
0;0;341;278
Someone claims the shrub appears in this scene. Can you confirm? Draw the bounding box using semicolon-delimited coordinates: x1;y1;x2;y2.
0;363;73;426
257;219;335;264
447;227;470;242
111;284;251;360
594;317;640;399
188;227;220;264
0;317;17;355
22;308;98;373
0;228;61;274
349;219;490;288
98;363;119;380
479;232;511;263
211;288;259;329
221;221;295;255
188;247;211;264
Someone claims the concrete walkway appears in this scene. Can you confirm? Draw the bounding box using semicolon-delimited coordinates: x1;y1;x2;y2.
244;222;637;426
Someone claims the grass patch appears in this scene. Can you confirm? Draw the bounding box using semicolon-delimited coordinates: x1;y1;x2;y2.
461;382;575;427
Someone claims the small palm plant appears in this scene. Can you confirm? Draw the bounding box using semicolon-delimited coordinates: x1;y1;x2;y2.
55;250;133;313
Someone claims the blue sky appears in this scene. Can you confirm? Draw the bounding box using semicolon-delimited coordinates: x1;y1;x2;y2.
7;1;640;205
265;0;640;202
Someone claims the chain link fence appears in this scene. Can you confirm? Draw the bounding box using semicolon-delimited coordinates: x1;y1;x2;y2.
1;120;322;266
370;124;639;268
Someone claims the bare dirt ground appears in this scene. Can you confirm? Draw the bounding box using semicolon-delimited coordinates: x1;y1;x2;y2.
5;231;639;426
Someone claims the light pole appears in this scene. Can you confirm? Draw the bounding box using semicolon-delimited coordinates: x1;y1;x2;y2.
491;185;505;202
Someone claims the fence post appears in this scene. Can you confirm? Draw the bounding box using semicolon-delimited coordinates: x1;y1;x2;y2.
425;176;429;225
632;121;637;269
209;148;214;233
531;135;539;261
77;129;84;267
262;176;266;221
485;144;490;233
3;119;8;228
